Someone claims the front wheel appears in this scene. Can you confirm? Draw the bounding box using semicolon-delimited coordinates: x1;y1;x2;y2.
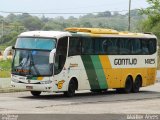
30;91;41;96
63;80;76;97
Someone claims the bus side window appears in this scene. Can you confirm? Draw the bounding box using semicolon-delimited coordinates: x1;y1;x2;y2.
148;39;156;54
131;39;141;54
68;37;81;56
82;37;94;54
55;37;68;74
120;38;132;54
141;40;149;54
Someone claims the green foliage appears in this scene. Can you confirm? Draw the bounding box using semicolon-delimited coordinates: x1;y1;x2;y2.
97;11;112;17
0;59;11;71
139;0;160;40
0;59;11;78
140;0;160;16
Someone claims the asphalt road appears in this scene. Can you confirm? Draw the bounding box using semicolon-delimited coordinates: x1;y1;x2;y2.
0;83;160;114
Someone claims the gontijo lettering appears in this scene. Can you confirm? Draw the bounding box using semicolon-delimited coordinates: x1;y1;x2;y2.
114;58;137;65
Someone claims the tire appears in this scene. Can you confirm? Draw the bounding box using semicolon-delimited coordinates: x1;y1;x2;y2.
64;80;76;97
123;76;133;93
132;76;142;93
30;91;41;96
117;76;133;94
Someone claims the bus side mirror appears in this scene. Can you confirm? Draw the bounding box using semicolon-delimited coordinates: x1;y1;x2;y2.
49;49;56;63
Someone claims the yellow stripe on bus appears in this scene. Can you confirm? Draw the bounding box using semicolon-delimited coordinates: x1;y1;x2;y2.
37;77;43;80
99;55;112;69
99;55;112;88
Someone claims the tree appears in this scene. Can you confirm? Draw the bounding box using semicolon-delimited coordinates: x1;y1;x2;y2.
82;22;92;27
21;16;44;30
97;11;111;17
139;0;160;38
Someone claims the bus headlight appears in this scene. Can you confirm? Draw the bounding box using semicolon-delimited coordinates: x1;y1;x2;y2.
40;80;52;84
12;78;19;83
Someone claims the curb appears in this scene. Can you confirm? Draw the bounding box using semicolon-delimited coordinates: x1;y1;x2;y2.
0;87;25;93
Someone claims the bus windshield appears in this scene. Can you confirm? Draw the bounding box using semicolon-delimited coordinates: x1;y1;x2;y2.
15;37;56;50
12;49;53;76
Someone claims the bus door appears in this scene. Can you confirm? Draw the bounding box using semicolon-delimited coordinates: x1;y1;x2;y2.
54;37;68;75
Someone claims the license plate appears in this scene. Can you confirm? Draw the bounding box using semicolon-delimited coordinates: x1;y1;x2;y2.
26;86;33;90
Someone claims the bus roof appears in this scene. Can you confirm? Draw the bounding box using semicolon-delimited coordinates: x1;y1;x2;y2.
18;28;157;39
18;31;71;39
65;27;157;38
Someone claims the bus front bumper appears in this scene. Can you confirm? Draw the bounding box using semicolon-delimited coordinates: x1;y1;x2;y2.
11;81;54;92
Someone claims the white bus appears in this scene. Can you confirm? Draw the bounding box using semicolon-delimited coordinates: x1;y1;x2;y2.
11;28;158;97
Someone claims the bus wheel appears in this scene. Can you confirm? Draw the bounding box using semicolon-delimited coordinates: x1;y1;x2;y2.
64;80;76;97
123;76;133;93
30;91;41;96
132;76;142;93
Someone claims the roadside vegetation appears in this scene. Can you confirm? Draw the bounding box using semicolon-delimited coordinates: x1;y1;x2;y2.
0;59;11;78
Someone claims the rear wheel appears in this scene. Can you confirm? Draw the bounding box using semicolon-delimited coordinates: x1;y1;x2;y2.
132;76;142;93
116;76;133;94
64;80;76;97
123;76;133;93
30;91;41;96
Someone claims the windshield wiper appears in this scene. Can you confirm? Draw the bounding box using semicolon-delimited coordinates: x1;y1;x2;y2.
29;51;40;76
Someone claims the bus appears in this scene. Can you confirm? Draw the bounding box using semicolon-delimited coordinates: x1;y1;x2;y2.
11;28;158;97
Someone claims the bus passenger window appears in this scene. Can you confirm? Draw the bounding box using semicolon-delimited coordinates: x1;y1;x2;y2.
68;37;81;56
148;39;156;54
120;38;132;54
82;37;94;54
99;38;118;55
131;39;141;54
141;40;149;54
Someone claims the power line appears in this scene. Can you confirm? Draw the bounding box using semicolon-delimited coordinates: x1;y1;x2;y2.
0;10;131;15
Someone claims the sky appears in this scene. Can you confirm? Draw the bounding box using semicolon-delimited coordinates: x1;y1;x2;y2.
0;0;149;18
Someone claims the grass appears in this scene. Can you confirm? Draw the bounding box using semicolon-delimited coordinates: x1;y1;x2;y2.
0;59;11;78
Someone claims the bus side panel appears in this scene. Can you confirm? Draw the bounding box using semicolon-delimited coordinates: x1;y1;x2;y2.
120;68;147;88
81;55;109;90
105;69;122;89
108;54;157;88
99;55;121;89
146;68;157;86
66;56;91;90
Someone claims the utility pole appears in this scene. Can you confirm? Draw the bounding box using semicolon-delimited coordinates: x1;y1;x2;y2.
128;0;131;31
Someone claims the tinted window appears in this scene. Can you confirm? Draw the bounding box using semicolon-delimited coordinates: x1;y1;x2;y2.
141;39;149;54
68;37;81;56
99;38;118;54
148;39;156;54
131;39;141;54
67;37;156;55
55;37;68;74
120;38;132;54
82;37;94;54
